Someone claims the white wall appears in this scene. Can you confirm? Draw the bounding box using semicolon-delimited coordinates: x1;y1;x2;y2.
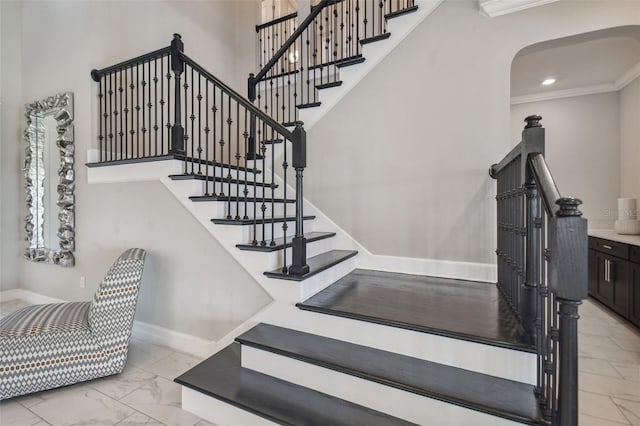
306;0;640;264
620;75;640;202
11;0;270;340
0;1;23;291
511;93;620;230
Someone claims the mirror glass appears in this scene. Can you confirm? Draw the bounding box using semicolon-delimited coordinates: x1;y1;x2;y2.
24;92;75;266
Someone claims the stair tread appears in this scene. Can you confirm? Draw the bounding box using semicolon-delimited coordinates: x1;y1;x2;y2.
237;324;545;426
86;154;260;173
360;32;391;45
190;195;296;203
212;215;316;225
336;55;366;68
316;80;343;90
236;231;336;252
169;173;277;188
297;269;534;352
175;344;416;426
297;102;321;109
264;249;358;281
385;5;419;19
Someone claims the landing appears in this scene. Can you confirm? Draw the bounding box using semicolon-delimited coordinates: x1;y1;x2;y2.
297;269;533;352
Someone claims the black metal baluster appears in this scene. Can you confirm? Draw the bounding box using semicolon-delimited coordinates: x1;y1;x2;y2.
98;78;104;162
227;94;232;217
340;0;345;63
197;72;203;174
142;63;148;157
270;127;276;246
160;58;164;154
379;0;383;35
213;83;218;193
147;61;152;157
235;102;241;219
219;89;225;195
282;132;289;272
356;0;361;55
183;65;189;171
190;66;196;174
118;69;123;159
204;81;211;195
108;72;114;161
124;67;129;159
242;109;249;220
135;64;141;158
364;0;368;39
154;59;159;156
165;58;171;155
260;121;267;246
252;116;259;246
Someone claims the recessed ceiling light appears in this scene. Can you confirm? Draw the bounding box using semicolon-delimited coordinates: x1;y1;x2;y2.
542;78;556;86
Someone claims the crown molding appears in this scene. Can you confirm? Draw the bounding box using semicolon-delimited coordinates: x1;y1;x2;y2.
479;0;558;18
511;61;640;105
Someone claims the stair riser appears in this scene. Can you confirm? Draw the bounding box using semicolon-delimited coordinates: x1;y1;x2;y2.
211;202;293;221
261;304;537;384
182;387;277;426
177;163;261;181
231;219;316;244
194;181;283;199
240;346;519;426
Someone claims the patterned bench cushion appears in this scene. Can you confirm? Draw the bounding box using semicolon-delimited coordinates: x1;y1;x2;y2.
0;302;91;338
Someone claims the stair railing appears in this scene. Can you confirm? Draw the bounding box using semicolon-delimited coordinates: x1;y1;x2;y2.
489;115;587;426
91;34;310;277
248;0;415;127
256;12;299;78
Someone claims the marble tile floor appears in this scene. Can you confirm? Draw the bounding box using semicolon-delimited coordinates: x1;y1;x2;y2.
1;297;640;425
0;299;218;426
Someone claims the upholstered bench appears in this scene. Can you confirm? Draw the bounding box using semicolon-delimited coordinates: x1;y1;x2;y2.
0;248;146;400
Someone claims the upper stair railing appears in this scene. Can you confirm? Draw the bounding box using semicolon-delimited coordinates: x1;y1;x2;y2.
490;115;587;426
91;34;310;277
256;12;299;78
248;0;416;126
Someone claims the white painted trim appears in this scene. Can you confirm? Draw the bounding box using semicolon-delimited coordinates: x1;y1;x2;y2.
479;0;558;18
511;83;615;105
0;289;215;358
616;61;640;90
182;387;277;426
360;254;496;283
242;346;516;425
511;61;640;105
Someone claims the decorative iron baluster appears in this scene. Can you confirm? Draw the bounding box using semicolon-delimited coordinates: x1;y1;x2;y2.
197;72;203;174
98;78;104;162
204;81;211;195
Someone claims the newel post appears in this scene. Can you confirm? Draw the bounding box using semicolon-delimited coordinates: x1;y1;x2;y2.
170;34;185;154
289;122;309;276
548;196;587;426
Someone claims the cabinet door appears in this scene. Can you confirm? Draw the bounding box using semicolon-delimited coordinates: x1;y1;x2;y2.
588;249;597;296
597;254;629;317
629;263;640;327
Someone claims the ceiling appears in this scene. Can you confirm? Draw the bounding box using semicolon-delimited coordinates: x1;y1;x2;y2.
511;26;640;100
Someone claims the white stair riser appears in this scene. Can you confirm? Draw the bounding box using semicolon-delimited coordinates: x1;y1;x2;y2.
210;201;294;221
176;163;261;181
182;387;277;426
261;304;537;384
241;346;520;426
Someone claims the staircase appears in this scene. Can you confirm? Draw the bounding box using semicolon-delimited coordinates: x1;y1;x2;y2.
87;2;588;424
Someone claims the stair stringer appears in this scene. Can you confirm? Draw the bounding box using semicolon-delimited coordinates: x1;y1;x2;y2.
87;158;362;304
298;0;446;130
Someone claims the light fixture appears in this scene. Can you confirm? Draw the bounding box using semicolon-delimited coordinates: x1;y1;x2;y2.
542;78;556;86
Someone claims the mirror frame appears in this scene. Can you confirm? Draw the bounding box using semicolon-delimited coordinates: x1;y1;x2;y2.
24;92;75;266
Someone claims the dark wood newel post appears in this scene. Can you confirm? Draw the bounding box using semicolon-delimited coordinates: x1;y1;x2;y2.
549;196;587;426
289;122;310;276
170;33;185;154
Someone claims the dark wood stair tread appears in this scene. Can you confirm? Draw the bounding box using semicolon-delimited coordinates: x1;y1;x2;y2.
86;154;260;174
336;55;366;68
316;81;343;90
237;324;545;426
190;195;296;203
360;32;391;45
169;173;277;188
212;215;316;225
264;249;357;281
297;102;321;109
175;344;416;426
297;269;534;352
237;231;336;252
385;5;419;19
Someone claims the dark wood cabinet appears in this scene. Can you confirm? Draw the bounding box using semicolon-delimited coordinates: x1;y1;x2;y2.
589;236;639;327
630;263;640;327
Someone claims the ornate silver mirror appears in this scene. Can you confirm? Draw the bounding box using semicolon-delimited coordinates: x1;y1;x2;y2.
24;92;75;266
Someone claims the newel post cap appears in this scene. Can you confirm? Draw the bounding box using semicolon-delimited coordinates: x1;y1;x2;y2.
556;197;583;217
524;115;542;129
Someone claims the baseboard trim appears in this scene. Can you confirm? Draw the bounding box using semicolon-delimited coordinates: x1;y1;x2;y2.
0;289;214;357
358;255;497;283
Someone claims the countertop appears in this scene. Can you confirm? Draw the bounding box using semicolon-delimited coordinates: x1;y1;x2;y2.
588;229;640;247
